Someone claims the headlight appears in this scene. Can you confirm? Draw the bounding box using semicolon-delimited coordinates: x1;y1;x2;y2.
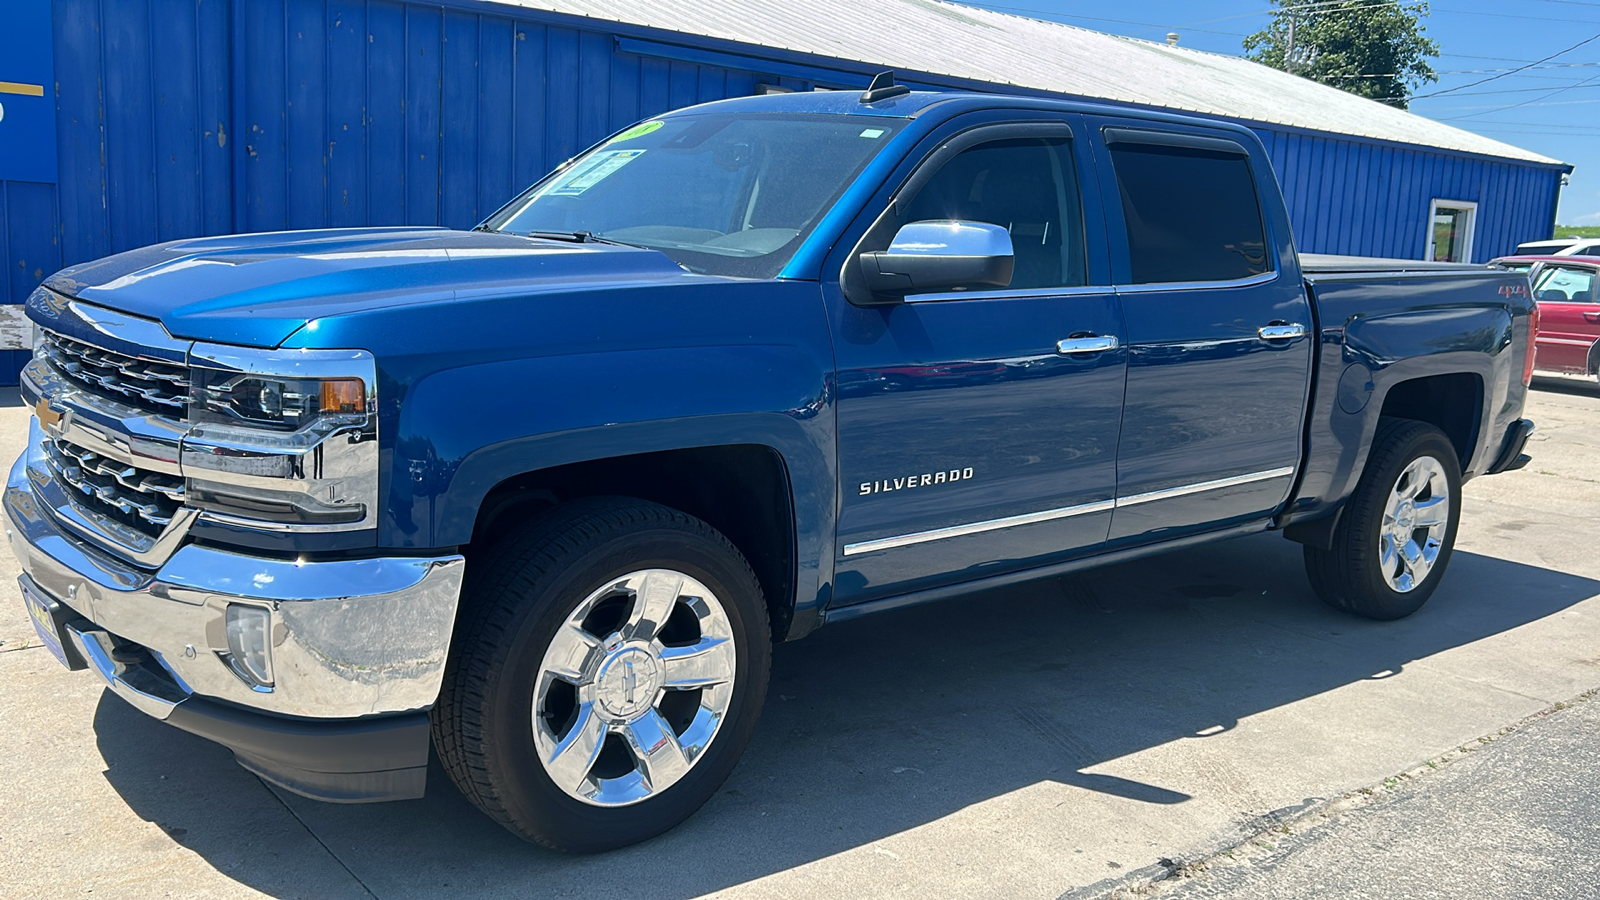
194;372;366;431
183;344;378;534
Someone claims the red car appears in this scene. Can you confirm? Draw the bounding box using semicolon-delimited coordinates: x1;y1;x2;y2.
1492;255;1600;384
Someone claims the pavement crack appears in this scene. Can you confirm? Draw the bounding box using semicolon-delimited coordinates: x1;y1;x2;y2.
1083;687;1600;899
260;777;380;899
0;641;43;655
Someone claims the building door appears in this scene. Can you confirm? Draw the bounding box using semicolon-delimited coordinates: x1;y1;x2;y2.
826;116;1127;606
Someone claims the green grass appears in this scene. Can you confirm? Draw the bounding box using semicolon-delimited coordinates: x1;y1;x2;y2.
1554;225;1600;239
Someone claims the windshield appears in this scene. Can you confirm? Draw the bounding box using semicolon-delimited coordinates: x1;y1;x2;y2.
484;113;904;278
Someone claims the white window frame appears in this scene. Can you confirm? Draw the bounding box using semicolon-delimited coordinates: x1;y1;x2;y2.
1426;199;1478;263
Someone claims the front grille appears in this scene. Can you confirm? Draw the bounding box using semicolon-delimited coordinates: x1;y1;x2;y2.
40;330;189;414
42;437;186;538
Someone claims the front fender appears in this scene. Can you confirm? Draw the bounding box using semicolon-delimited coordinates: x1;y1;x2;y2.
394;344;832;542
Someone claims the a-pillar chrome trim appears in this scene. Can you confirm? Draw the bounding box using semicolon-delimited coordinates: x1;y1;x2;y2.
841;466;1296;556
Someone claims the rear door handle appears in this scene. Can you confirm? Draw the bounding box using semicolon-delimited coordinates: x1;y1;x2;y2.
1583;311;1600;322
1259;322;1308;340
1056;335;1120;354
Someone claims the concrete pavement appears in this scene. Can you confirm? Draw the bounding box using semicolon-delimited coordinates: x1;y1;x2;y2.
1;379;1597;899
1158;695;1600;899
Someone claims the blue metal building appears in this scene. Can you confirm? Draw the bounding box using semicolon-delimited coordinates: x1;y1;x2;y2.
0;0;1571;382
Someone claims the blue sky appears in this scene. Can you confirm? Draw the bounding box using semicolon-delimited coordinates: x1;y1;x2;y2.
956;1;1600;225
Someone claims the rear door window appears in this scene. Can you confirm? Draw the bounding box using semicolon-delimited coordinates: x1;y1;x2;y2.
1534;265;1598;303
1106;136;1271;284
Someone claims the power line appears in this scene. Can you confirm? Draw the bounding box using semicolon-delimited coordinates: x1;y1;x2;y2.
1444;70;1600;119
1430;96;1600;115
1403;32;1600;101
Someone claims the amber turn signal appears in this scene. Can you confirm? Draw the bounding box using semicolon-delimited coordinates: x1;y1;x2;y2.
320;378;367;414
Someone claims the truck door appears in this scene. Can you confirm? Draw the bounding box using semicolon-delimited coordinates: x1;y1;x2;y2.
1530;262;1600;374
824;115;1126;606
1086;117;1314;543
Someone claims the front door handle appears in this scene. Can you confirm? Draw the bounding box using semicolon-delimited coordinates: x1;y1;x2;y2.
1057;335;1120;354
1259;322;1308;340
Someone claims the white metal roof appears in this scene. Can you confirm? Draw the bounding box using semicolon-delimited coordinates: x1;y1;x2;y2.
495;0;1563;166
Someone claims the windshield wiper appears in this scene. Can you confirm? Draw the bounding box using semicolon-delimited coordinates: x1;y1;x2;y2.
523;230;639;248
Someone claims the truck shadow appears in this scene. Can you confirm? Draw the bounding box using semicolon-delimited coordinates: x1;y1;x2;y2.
92;531;1600;898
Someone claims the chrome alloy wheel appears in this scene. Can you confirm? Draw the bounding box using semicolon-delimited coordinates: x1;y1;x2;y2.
533;569;737;807
1378;455;1451;593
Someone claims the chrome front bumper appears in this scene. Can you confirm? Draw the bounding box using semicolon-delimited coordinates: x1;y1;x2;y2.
5;426;465;721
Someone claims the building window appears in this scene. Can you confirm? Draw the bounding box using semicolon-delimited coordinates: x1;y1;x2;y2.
1427;199;1477;263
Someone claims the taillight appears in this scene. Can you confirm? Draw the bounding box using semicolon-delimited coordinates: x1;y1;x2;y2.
1523;304;1539;386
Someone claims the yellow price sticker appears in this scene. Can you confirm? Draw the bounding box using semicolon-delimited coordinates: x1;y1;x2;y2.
610;121;664;143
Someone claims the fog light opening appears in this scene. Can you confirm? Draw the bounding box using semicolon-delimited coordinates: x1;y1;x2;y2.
222;603;275;690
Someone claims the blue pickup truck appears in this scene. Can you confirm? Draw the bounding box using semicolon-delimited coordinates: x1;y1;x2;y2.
8;84;1536;852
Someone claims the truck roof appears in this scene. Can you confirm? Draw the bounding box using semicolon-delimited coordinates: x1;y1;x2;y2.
662;88;1264;140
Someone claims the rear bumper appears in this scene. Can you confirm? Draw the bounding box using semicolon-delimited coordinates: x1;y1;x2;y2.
1484;418;1535;475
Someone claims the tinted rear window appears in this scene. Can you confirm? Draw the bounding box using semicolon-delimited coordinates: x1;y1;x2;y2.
1108;140;1271;284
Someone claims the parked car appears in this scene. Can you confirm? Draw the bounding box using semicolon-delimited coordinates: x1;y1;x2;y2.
11;84;1537;852
1514;237;1600;256
1492;255;1600;383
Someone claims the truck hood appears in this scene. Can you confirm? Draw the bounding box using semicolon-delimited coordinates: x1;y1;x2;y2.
42;227;698;348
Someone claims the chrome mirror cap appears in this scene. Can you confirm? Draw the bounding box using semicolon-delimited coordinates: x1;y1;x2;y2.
888;220;1014;257
859;220;1015;298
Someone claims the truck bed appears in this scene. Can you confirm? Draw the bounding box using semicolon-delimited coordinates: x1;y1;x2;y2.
1299;253;1488;275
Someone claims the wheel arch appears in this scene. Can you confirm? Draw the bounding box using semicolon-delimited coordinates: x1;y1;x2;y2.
1375;372;1484;469
465;443;802;642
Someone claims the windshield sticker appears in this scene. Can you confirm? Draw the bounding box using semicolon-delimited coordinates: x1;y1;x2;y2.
611;120;664;143
859;128;887;139
547;149;646;196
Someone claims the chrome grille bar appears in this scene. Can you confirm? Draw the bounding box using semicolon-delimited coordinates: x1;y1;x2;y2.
42;438;185;532
41;331;189;411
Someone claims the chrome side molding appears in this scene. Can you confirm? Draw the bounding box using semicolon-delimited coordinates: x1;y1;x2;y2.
843;466;1296;556
1113;466;1295;508
842;499;1115;556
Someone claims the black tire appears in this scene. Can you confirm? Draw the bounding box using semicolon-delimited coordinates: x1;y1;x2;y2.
1304;419;1463;620
432;496;771;852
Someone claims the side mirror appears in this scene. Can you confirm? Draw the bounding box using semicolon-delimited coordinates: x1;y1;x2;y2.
859;220;1014;297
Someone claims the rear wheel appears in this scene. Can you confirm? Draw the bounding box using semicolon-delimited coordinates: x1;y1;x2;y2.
1304;419;1462;620
433;497;771;852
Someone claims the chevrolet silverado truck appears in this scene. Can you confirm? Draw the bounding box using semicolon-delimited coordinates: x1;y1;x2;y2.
8;82;1537;852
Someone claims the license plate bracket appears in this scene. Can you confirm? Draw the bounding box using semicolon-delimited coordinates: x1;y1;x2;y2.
20;578;87;671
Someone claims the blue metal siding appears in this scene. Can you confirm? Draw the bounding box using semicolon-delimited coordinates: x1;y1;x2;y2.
0;0;1569;386
1253;126;1564;261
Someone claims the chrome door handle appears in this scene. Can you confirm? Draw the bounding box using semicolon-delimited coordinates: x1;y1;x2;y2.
1056;335;1120;354
1258;323;1307;340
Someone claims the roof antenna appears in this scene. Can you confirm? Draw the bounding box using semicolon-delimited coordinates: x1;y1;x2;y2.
860;71;911;104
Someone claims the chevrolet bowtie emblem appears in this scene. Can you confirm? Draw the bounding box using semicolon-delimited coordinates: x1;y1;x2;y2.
34;398;62;431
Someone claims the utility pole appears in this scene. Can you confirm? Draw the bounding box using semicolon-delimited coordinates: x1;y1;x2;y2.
1285;12;1297;74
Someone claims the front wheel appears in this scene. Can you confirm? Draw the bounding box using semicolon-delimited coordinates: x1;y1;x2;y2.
432;497;771;852
1304;419;1463;620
